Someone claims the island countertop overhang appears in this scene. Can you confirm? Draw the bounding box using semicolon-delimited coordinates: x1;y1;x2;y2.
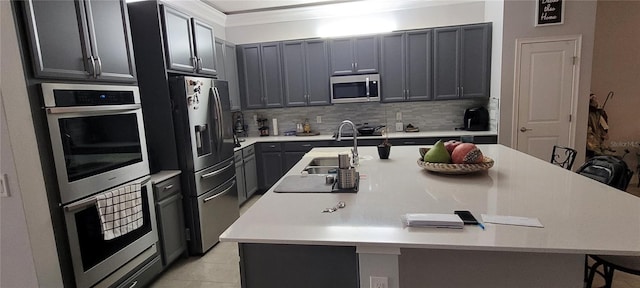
220;145;640;256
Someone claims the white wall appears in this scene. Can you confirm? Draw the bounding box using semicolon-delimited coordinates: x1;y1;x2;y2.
0;1;63;286
498;0;597;166
226;1;487;44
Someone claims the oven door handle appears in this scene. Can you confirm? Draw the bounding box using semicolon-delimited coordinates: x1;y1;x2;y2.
203;179;236;203
63;176;150;212
47;104;141;114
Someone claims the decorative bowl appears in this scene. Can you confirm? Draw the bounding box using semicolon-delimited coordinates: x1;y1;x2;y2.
417;148;494;174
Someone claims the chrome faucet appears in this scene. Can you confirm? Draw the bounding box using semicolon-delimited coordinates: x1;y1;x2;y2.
336;120;358;166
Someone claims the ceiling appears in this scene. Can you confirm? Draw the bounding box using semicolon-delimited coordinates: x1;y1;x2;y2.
202;0;364;15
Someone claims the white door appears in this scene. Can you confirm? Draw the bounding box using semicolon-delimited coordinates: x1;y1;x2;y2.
515;38;579;161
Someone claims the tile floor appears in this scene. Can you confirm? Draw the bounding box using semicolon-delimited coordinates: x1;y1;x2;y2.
151;187;640;288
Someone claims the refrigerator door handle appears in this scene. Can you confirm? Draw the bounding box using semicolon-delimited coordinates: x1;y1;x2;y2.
201;161;234;179
203;179;236;203
213;87;224;153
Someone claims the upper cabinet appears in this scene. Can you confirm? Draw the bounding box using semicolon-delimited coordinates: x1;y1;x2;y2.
433;23;491;100
282;40;330;107
161;5;218;76
238;43;284;109
215;38;242;111
22;0;136;83
330;36;378;75
380;30;433;102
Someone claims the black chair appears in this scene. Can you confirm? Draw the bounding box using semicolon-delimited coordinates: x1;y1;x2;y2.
587;255;640;288
550;145;577;170
578;156;637;287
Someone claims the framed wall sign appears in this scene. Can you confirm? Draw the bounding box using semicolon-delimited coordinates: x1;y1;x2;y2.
536;0;564;26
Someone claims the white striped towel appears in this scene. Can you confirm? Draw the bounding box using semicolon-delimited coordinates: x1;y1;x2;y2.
95;183;144;240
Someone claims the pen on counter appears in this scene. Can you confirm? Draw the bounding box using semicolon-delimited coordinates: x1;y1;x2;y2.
478;222;485;230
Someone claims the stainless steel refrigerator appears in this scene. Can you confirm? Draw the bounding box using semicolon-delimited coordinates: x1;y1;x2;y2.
169;76;239;254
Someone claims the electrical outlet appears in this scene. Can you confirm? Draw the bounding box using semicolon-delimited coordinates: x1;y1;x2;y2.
396;112;402;121
370;276;388;288
316;116;322;123
395;122;404;132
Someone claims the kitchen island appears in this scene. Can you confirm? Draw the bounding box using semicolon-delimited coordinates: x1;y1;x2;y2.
220;145;640;288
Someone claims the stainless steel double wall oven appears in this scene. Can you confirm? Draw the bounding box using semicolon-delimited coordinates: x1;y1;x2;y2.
42;83;157;288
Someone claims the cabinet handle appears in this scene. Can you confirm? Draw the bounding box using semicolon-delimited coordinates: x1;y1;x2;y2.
95;56;102;76
354;62;358;71
404;141;416;145
191;57;197;70
127;280;138;288
88;56;96;78
456;87;460;97
269;145;276;148
163;184;174;190
302;144;312;147
460;86;464;97
197;58;203;71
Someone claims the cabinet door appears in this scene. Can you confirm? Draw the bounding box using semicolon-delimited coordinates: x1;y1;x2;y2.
261;43;284;108
240;44;264;109
85;0;136;82
406;30;432;101
460;24;491;98
433;27;460;100
23;0;92;79
244;154;258;198
192;19;218;76
305;40;331;106
161;5;196;72
156;193;186;267
236;162;247;204
225;43;242;111
380;33;405;102
353;36;378;74
259;152;283;191
330;38;355;75
214;39;226;79
283;41;308;107
284;151;306;173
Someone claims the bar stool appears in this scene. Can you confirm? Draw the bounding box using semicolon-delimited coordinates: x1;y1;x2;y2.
550;145;577;170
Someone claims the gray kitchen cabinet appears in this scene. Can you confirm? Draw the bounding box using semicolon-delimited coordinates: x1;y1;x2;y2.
215;39;226;80
235;151;247;204
238;43;284;109
433;23;491;100
257;143;284;192
22;0;136;82
225;43;242;111
243;146;259;199
283;40;330;107
380;30;433;102
153;173;187;268
161;5;218;76
214;38;242;111
330;36;378;75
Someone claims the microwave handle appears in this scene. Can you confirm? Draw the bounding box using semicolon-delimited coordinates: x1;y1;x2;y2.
365;76;370;99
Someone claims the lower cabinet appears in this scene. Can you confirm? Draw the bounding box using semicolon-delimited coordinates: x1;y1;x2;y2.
237;145;259;205
152;172;187;269
257;143;284;193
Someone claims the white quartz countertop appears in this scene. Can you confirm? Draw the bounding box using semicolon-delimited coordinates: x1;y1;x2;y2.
221;144;640;256
233;130;496;151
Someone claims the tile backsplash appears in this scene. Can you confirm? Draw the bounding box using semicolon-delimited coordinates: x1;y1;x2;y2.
237;99;490;137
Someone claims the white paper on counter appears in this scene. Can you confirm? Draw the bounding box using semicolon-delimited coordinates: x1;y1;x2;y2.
481;214;544;228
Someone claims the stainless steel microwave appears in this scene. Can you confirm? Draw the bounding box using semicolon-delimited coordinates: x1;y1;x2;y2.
330;74;380;104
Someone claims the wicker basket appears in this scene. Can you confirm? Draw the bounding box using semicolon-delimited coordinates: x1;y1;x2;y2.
417;148;494;174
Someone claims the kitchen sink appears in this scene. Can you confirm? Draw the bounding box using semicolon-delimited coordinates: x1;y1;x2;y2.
306;157;339;167
303;166;338;174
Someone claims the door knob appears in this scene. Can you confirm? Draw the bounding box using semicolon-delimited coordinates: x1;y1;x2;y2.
520;127;532;132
